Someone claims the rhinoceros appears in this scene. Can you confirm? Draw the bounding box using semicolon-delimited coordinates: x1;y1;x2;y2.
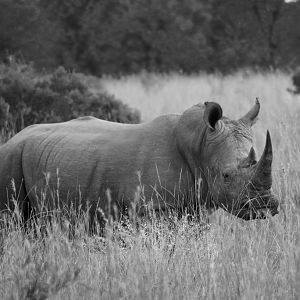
0;99;279;222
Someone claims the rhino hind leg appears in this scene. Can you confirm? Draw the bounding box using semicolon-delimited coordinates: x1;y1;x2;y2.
0;178;35;231
14;180;36;231
21;195;36;230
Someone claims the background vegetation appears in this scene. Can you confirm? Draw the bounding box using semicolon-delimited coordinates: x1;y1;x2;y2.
0;60;140;139
1;0;300;75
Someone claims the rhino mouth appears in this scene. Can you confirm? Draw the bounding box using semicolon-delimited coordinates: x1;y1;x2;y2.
237;205;279;220
236;194;279;220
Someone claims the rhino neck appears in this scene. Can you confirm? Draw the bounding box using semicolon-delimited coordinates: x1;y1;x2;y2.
174;105;210;203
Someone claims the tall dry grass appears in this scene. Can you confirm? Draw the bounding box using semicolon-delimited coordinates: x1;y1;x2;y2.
1;71;300;299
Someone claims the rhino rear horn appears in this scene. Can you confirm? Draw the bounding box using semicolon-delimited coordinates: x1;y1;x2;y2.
204;102;223;130
252;130;273;189
239;98;260;127
239;147;257;168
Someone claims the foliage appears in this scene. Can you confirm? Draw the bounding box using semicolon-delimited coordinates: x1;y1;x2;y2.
291;67;300;94
77;0;212;74
1;0;300;74
0;61;140;137
0;0;61;68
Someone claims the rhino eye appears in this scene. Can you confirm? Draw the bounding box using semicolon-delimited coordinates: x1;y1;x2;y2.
222;172;230;181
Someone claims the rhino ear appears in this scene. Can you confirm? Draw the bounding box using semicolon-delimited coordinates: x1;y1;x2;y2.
204;102;223;130
239;98;260;127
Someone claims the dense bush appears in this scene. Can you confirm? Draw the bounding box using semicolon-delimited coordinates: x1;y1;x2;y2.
0;62;140;138
2;0;300;75
291;68;300;94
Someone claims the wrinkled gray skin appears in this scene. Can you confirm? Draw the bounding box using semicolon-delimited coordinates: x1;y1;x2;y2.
0;100;279;222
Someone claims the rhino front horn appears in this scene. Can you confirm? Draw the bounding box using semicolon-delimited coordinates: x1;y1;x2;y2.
253;130;273;189
239;98;260;127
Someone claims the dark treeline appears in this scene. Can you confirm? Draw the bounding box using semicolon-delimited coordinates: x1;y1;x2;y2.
1;0;299;75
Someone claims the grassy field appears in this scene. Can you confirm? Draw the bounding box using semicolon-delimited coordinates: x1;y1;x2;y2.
1;71;300;299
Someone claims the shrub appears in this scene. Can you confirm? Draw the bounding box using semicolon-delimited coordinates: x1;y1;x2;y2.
0;62;140;139
291;67;300;94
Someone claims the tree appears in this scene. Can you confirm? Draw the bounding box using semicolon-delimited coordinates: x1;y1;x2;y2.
249;0;285;68
38;0;96;68
0;0;63;68
77;0;213;74
209;0;264;71
1;0;300;73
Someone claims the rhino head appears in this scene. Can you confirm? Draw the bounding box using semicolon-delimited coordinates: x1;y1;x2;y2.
200;99;279;220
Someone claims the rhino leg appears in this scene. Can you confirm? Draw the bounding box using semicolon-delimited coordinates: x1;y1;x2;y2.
0;143;36;228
